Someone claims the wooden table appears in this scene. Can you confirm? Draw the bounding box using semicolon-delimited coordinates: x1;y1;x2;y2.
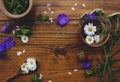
0;0;120;82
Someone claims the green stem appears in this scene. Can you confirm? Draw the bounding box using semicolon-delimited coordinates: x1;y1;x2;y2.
114;18;119;35
108;63;113;82
101;47;109;82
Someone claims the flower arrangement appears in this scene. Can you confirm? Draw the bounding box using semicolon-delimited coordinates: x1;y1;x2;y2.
79;11;120;82
0;1;119;81
21;58;37;74
80;8;110;47
14;25;32;43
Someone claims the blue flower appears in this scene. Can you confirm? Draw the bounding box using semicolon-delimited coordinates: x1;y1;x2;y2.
57;13;69;26
0;43;5;52
86;13;97;20
1;23;11;34
0;52;5;59
2;37;15;49
82;60;92;69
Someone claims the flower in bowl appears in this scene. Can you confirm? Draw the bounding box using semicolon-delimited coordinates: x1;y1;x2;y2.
0;0;33;18
80;8;110;47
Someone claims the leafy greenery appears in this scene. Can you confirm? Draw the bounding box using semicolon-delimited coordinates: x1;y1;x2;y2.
37;14;51;23
80;8;105;20
14;25;32;38
4;0;29;15
78;51;84;56
87;12;120;82
31;72;43;82
92;8;105;17
80;12;88;20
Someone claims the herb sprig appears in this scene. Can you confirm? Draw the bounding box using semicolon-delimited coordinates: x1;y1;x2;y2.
86;12;120;82
31;72;43;82
4;0;29;15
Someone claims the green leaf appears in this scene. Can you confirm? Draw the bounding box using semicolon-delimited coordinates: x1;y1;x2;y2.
84;69;93;78
21;29;32;35
38;14;43;22
106;12;120;23
31;72;43;82
92;8;105;17
78;51;84;56
80;12;88;19
42;16;50;21
15;31;21;38
21;25;30;29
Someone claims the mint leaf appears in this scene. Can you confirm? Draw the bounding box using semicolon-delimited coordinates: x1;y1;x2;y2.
21;29;32;35
15;31;21;38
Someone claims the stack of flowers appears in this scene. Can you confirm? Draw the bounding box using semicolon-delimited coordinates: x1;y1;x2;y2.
21;58;37;74
0;23;15;59
80;8;109;47
84;22;100;44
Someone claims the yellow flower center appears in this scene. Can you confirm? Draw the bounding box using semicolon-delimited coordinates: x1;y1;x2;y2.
30;61;34;65
23;37;26;40
88;27;93;32
88;38;92;41
22;65;25;68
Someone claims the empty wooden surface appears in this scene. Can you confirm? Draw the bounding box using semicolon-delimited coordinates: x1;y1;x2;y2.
0;0;120;82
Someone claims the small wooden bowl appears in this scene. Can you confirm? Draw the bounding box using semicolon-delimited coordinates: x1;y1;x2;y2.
0;0;33;18
80;19;110;47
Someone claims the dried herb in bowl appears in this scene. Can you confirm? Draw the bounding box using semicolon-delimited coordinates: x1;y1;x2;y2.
4;0;29;15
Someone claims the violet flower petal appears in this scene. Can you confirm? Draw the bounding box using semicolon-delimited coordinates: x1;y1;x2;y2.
2;37;15;49
57;13;69;26
0;43;5;52
1;23;11;34
82;60;92;69
86;13;98;20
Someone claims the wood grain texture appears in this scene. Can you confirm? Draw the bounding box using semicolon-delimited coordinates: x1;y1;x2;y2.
0;0;120;82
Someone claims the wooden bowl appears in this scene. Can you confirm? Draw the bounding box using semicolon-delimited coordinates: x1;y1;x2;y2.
0;0;33;18
80;19;110;47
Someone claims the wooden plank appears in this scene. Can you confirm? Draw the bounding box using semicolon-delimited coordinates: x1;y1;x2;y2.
0;0;120;82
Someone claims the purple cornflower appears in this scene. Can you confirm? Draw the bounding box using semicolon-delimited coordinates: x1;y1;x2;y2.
82;60;92;69
86;13;98;20
1;23;11;34
57;13;69;26
2;37;15;49
0;43;5;52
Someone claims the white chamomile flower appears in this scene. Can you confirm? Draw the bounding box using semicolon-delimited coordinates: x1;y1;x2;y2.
85;36;94;44
21;35;29;43
94;35;100;43
26;58;37;71
84;23;96;36
21;63;29;74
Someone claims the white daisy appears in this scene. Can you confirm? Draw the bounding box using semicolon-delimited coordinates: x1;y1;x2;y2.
94;35;100;43
84;23;96;36
21;63;29;74
85;36;94;44
26;58;37;71
21;35;29;43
